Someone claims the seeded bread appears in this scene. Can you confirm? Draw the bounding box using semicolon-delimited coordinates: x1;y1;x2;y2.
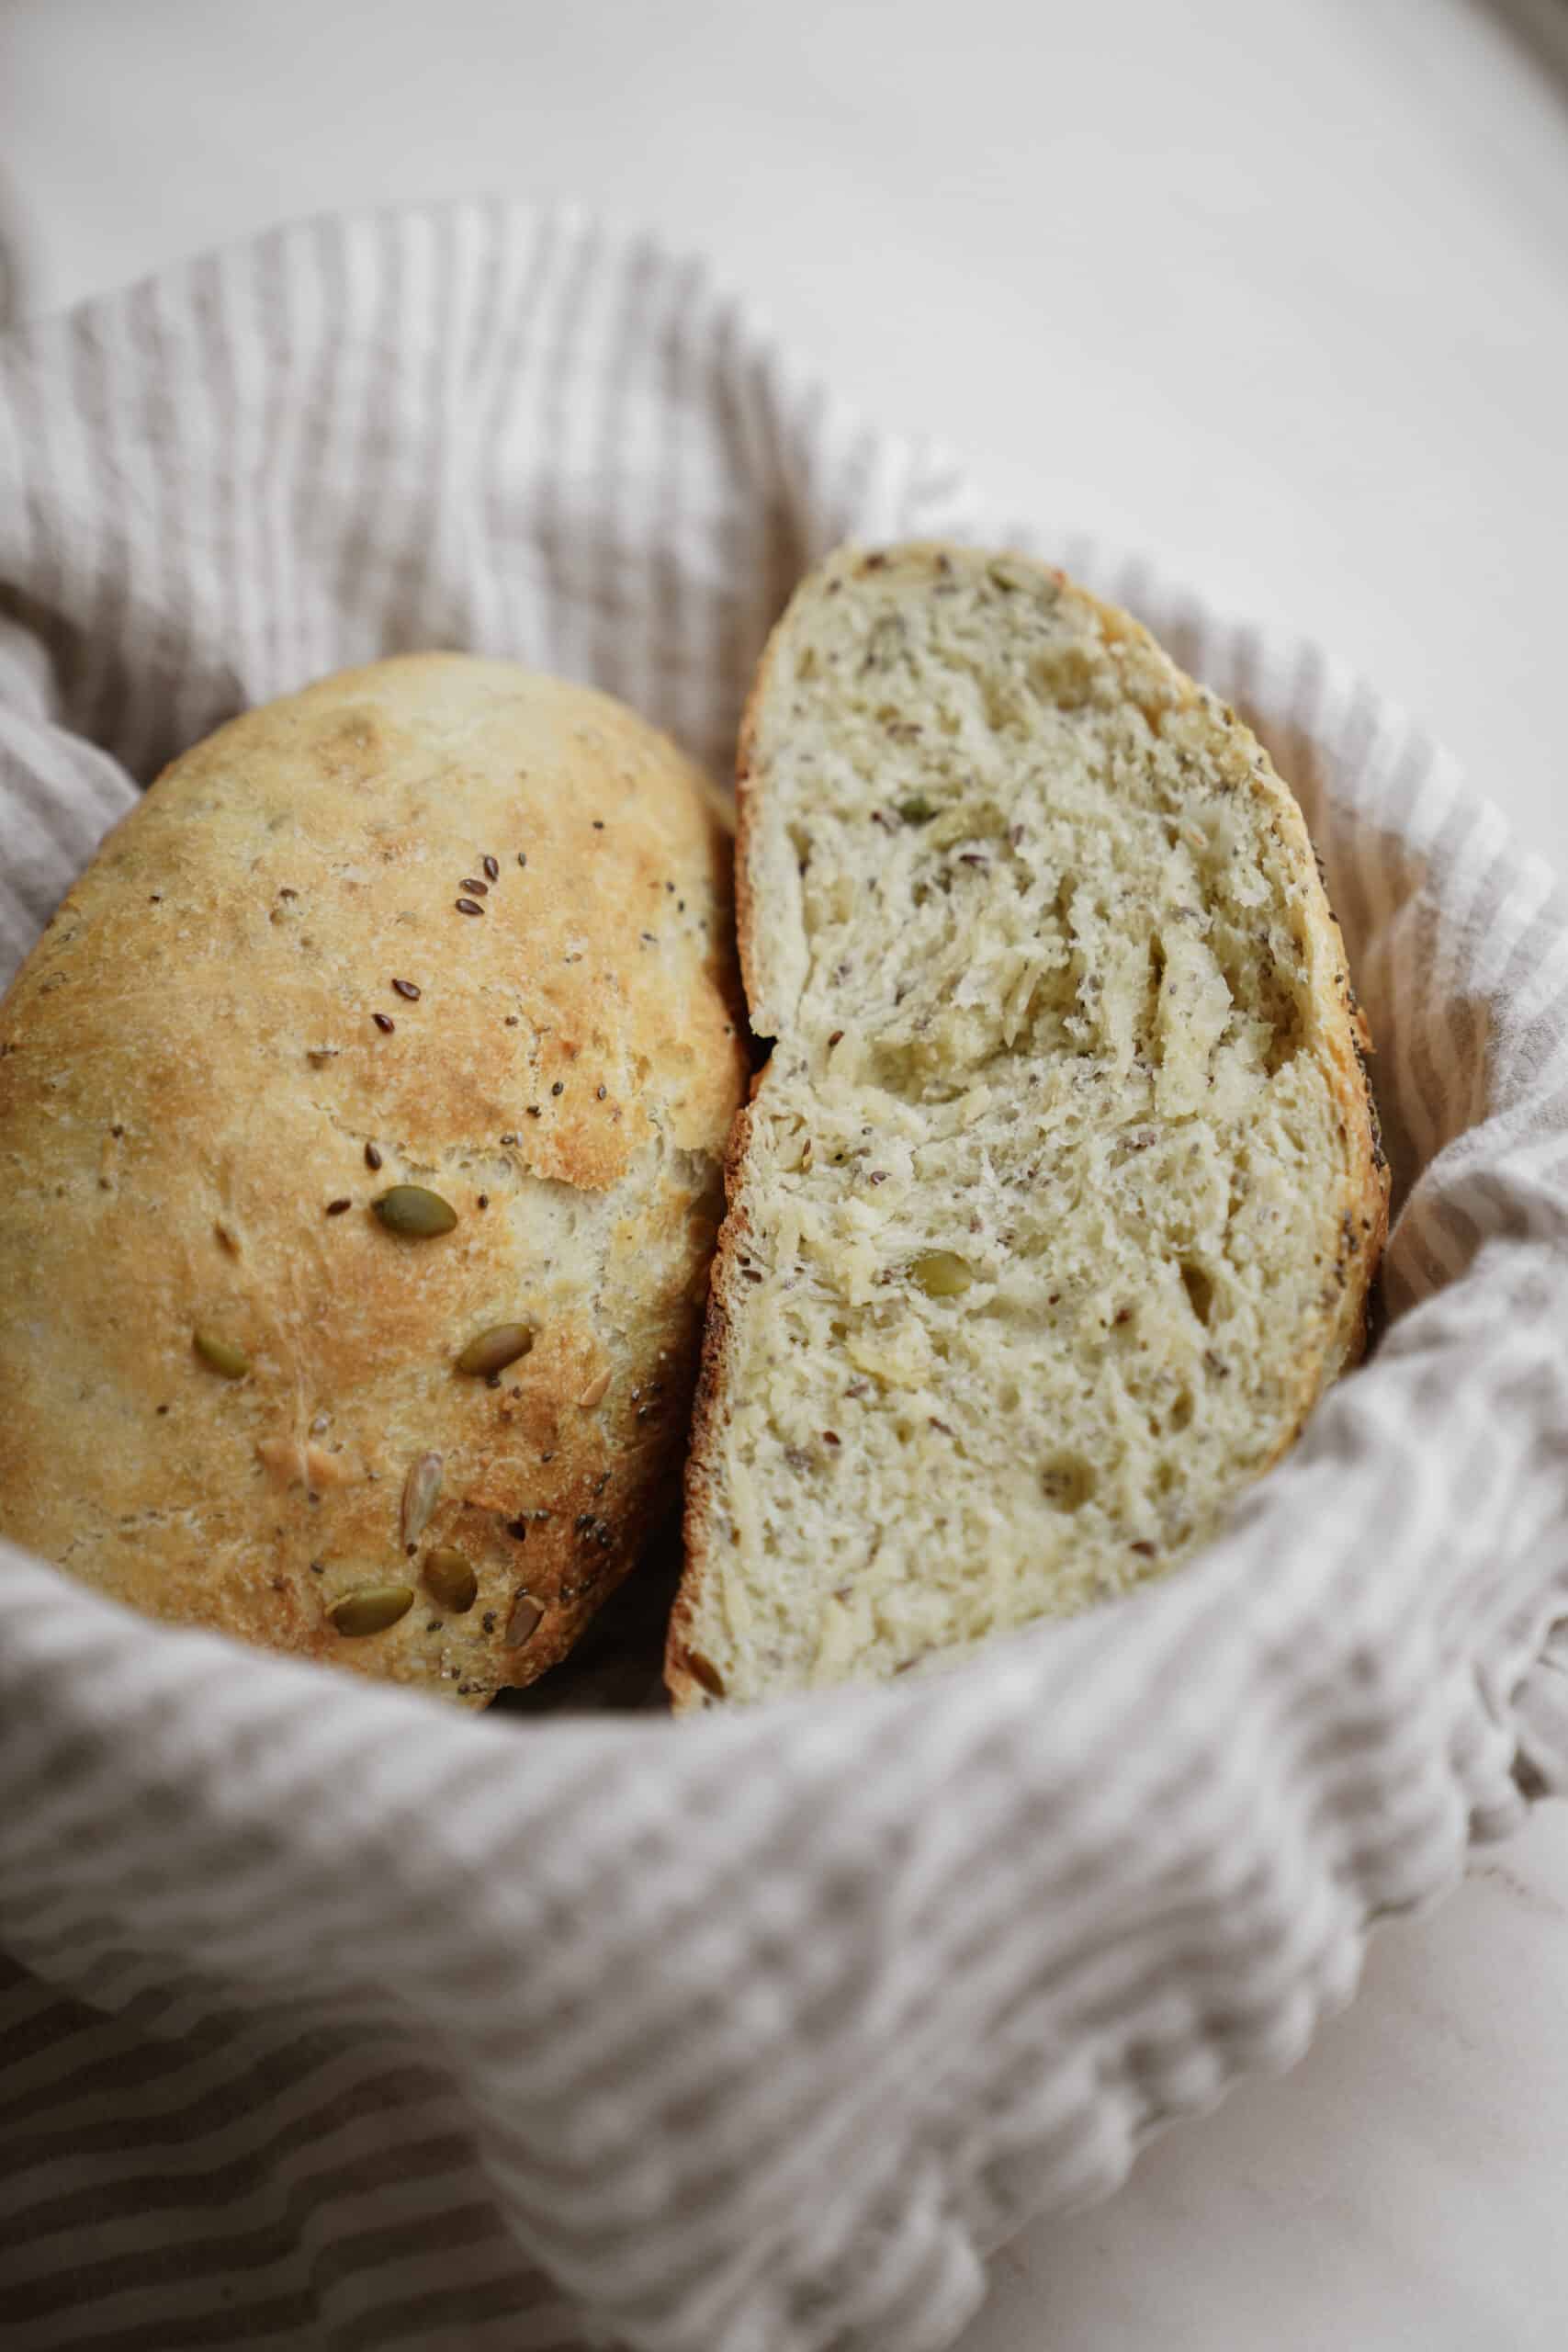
0;656;746;1705
667;544;1388;1709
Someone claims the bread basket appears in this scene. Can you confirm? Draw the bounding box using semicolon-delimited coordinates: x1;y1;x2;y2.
2;202;1565;2352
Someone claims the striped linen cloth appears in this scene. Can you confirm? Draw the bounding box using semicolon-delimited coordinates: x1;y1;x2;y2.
1;201;1566;2352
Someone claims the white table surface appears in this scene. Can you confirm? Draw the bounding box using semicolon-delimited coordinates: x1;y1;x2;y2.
3;1;1566;2344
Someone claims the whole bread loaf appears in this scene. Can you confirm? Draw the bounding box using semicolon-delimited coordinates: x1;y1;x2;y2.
0;656;746;1704
668;544;1388;1708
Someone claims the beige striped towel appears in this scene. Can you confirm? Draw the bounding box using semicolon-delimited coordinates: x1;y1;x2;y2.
2;201;1566;2352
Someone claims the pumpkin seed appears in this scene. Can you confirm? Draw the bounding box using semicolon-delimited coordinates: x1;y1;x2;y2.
505;1591;543;1648
423;1547;478;1613
400;1451;444;1552
372;1184;457;1238
194;1329;251;1379
329;1582;414;1636
909;1250;975;1298
456;1322;534;1377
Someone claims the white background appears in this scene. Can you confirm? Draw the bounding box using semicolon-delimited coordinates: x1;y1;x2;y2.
3;1;1566;2344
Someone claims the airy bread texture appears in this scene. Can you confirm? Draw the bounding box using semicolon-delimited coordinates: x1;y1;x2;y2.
0;657;746;1704
668;545;1388;1709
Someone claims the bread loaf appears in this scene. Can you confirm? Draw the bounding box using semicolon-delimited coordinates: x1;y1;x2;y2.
667;545;1388;1708
0;656;746;1704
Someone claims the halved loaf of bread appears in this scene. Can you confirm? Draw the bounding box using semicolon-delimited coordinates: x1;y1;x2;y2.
667;545;1388;1709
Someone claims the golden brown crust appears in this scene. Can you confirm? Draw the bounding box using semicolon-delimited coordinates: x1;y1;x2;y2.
0;655;747;1705
667;544;1390;1711
728;629;778;1035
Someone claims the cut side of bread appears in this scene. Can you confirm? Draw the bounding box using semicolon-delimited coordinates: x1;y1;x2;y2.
667;544;1388;1709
